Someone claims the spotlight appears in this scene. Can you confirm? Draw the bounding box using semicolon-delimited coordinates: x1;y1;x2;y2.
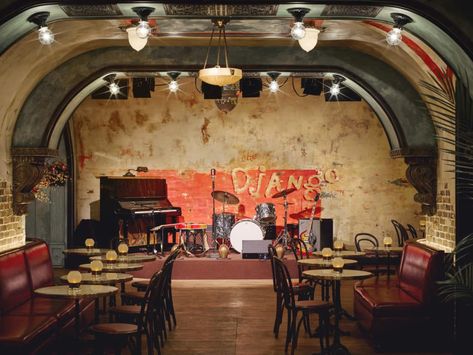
328;75;344;97
386;13;413;46
108;82;120;95
267;72;281;93
27;12;55;45
131;7;155;40
167;72;181;93
287;8;310;40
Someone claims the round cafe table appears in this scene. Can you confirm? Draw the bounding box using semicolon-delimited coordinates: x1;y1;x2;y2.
35;284;117;336
303;269;373;355
90;254;156;263
313;250;366;258
298;258;358;267
79;262;144;273
63;248;108;256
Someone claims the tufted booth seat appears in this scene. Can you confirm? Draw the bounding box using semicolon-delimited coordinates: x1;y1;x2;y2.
354;242;444;347
0;239;94;354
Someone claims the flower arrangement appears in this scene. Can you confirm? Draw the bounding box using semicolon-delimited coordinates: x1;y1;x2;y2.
33;160;69;202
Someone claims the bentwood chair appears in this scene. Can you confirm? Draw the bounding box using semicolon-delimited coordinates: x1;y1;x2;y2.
273;257;332;355
91;270;163;355
355;232;383;275
391;220;410;246
407;224;418;239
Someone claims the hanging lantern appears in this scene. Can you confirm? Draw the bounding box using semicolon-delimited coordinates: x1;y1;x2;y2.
215;83;239;113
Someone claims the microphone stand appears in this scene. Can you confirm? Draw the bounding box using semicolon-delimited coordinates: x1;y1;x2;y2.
208;169;219;258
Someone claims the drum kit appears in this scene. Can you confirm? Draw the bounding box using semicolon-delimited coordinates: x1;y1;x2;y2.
209;187;299;254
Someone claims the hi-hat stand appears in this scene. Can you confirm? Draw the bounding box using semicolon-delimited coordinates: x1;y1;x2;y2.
275;194;292;248
208;168;219;258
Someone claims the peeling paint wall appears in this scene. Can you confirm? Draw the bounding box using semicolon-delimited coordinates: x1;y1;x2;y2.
71;78;420;246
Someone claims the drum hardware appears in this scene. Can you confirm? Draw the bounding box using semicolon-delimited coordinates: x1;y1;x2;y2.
210;189;239;257
273;188;297;249
209;168;219;258
229;219;264;253
211;190;240;205
255;202;276;223
176;223;210;257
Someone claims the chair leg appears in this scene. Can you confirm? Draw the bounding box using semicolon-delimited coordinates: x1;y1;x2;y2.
273;293;283;338
284;309;293;352
291;312;305;355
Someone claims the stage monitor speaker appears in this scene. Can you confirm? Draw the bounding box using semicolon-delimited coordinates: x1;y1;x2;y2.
240;78;262;98
202;82;222;99
298;218;333;251
242;240;272;259
132;77;155;98
91;79;129;100
301;78;323;95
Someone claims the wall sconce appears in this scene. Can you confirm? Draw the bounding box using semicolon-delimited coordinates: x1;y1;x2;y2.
132;7;155;39
287;8;311;40
386;13;413;46
328;74;345;97
267;72;281;93
123;166;148;177
167;72;181;93
27;11;55;45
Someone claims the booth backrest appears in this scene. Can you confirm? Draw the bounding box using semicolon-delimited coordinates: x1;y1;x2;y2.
398;242;444;305
0;240;54;314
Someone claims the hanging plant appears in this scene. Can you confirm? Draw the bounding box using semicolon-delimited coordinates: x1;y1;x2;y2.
32;160;69;202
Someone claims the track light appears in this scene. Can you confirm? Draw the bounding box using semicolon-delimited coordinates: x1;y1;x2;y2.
287;8;310;40
167;72;181;93
104;74;120;96
27;12;54;45
267;72;281;93
386;13;413;46
131;7;154;40
329;75;345;97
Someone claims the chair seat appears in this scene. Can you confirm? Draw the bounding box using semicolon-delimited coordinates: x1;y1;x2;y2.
295;300;331;311
110;305;141;315
90;323;138;335
292;281;312;293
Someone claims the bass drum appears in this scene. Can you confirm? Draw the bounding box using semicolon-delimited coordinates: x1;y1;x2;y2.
230;219;264;253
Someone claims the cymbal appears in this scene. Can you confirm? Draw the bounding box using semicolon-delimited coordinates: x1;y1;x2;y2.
289;207;323;220
272;188;297;199
211;190;240;205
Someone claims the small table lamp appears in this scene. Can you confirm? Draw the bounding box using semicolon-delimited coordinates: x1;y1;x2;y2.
333;240;344;253
383;236;393;248
67;271;82;289
332;257;345;273
321;247;333;261
90;260;104;275
105;250;118;264
117;242;129;257
85;238;95;250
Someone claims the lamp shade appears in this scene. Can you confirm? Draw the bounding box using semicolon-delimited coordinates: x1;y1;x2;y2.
105;250;118;262
67;271;82;288
127;27;147;52
117;242;129;255
85;238;95;248
199;66;242;87
298;27;320;52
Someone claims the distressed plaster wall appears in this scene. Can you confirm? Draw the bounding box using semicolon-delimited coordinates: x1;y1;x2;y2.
72;79;420;245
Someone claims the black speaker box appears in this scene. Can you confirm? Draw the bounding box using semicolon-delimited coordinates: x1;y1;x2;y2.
242;240;272;259
132;77;155;98
298;218;333;251
202;82;222;99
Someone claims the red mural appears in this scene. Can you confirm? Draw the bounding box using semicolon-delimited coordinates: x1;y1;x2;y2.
141;167;339;225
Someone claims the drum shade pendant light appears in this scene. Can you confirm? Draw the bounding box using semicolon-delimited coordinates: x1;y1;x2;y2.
199;19;242;87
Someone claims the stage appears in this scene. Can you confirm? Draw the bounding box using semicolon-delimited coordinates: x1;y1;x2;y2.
130;252;299;280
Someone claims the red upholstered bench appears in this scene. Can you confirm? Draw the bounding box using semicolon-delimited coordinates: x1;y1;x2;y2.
0;239;95;354
353;241;444;348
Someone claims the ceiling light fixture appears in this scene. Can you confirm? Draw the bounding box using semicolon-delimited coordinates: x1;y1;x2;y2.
131;7;154;39
167;72;181;93
267;72;281;93
287;8;311;40
199;19;242;87
126;27;147;52
386;13;413;46
298;27;320;52
329;74;345;97
27;11;54;45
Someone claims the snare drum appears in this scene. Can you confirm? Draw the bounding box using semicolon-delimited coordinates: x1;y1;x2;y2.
255;203;276;223
214;213;235;239
229;219;264;253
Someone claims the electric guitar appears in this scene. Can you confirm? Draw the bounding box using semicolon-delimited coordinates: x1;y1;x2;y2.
299;193;320;252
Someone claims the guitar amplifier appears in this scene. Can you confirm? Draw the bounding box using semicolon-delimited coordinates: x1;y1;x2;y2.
242;240;272;259
298;218;333;251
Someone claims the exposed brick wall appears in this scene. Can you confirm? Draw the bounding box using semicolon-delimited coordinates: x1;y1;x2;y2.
424;182;455;252
0;179;25;252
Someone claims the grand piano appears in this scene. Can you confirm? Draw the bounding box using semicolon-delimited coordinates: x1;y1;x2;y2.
99;176;181;251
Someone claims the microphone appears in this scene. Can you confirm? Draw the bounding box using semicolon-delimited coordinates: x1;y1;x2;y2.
211;168;216;181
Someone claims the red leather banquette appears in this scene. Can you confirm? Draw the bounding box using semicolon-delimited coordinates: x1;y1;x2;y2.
354;241;444;347
0;239;94;354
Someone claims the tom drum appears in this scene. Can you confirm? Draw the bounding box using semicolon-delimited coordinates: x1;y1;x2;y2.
230;219;264;253
255;203;276;223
